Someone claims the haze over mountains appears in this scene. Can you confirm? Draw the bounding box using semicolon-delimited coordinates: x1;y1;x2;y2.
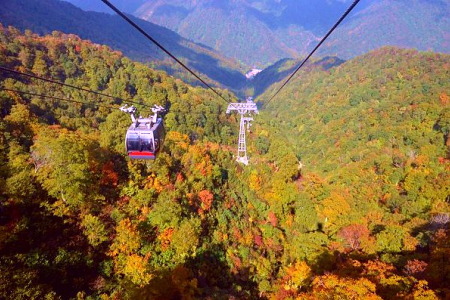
135;0;367;66
317;0;450;59
1;0;449;98
63;0;450;67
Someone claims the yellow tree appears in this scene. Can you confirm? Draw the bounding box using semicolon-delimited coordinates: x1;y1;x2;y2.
109;218;153;286
304;274;381;300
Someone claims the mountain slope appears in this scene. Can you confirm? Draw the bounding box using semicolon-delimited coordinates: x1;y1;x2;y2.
0;0;246;91
135;0;333;66
1;25;450;299
259;46;450;178
135;0;449;66
0;25;242;298
319;0;450;59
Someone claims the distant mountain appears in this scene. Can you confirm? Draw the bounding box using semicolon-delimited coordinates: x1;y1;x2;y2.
134;0;449;66
0;0;247;92
135;0;367;35
318;0;450;59
61;0;146;14
134;0;361;67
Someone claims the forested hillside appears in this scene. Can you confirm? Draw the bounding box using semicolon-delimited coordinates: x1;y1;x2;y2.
0;0;247;92
1;26;450;299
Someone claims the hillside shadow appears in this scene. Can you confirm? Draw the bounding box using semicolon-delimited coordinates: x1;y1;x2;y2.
186;245;260;299
0;200;103;299
308;220;450;299
132;245;260;299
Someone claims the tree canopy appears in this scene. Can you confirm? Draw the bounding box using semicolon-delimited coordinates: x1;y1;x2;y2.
0;25;449;299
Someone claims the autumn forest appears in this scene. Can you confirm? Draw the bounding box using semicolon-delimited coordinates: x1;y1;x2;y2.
0;23;449;299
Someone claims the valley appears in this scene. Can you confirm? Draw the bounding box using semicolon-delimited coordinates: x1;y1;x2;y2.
0;0;449;298
134;0;449;66
0;0;247;93
2;0;449;99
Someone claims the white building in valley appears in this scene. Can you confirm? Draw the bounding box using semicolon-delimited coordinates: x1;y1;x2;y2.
245;68;262;80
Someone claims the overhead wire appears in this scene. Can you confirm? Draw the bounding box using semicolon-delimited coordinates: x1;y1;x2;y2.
0;1;360;111
1;87;121;110
100;0;228;103
0;66;150;108
265;0;362;105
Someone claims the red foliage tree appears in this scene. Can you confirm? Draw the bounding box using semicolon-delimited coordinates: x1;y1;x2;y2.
268;211;278;227
403;259;427;277
99;161;119;186
198;189;214;212
338;224;371;251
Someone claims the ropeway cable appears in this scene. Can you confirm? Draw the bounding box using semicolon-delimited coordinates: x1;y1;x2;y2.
100;0;228;103
1;87;121;110
0;66;150;108
266;0;362;105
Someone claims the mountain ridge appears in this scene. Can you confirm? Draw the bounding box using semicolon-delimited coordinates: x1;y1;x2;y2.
0;0;247;92
317;0;450;59
134;0;450;66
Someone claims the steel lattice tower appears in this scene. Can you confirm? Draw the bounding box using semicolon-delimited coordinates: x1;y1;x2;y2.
226;98;258;165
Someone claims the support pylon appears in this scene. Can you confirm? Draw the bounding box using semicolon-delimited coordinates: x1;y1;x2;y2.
226;97;258;165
